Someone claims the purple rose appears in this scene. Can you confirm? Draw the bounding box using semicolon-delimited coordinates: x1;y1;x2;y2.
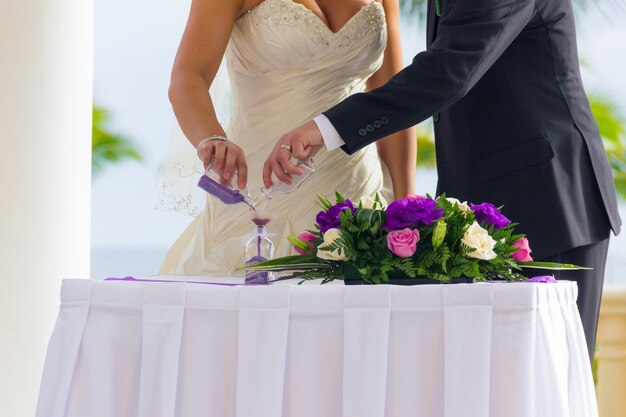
316;200;356;233
384;196;444;230
470;203;511;229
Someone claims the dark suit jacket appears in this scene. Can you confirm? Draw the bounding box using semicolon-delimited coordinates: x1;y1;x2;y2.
323;0;621;258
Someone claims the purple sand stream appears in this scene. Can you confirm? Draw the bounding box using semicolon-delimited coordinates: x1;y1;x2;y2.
244;216;272;284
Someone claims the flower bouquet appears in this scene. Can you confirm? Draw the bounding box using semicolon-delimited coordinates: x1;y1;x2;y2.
244;193;587;284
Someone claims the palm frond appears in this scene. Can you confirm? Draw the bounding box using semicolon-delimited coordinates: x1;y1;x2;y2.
588;93;626;199
398;0;427;22
573;0;626;21
92;105;142;176
398;0;626;24
416;123;436;168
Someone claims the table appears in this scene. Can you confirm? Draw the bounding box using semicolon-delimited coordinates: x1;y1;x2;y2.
36;278;597;417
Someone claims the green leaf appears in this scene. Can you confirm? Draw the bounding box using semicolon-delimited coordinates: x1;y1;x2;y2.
241;263;333;272
317;194;333;210
244;255;318;268
374;193;384;209
519;261;592;270
287;235;312;252
355;209;385;234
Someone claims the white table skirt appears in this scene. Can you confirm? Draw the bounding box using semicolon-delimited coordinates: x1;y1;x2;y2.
36;279;597;417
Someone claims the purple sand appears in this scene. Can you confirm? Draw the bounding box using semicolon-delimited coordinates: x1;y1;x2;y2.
245;255;269;284
246;256;268;265
252;217;271;226
198;174;255;210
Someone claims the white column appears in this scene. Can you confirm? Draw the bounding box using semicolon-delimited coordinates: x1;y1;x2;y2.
0;1;93;416
597;287;626;417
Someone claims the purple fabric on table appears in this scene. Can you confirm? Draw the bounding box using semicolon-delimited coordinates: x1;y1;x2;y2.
104;276;242;286
525;275;557;283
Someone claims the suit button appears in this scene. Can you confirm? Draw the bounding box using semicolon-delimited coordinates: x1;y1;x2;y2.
433;113;440;122
380;116;389;125
358;128;367;136
374;120;382;128
366;124;375;132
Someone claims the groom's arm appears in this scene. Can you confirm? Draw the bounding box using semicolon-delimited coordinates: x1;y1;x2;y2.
313;115;346;150
323;0;536;155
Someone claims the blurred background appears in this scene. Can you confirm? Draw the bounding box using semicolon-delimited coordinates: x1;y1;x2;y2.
92;0;626;283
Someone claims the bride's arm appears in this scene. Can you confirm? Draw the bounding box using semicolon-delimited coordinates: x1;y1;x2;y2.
169;0;249;188
365;0;416;200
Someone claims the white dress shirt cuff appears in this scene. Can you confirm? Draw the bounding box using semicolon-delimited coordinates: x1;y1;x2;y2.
313;114;345;151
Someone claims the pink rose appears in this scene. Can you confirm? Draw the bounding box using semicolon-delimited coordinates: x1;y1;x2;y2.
387;228;420;258
405;194;426;200
512;238;533;262
294;232;316;255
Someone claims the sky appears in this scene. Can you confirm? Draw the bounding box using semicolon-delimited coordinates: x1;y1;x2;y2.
91;0;626;279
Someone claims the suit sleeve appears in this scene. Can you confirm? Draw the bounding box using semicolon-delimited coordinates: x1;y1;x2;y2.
324;0;536;155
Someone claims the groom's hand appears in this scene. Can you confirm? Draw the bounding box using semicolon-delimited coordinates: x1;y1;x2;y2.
263;120;324;188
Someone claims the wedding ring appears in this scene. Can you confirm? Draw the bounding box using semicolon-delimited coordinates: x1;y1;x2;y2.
280;144;292;152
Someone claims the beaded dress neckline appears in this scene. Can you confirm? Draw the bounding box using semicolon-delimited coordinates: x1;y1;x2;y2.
240;0;380;35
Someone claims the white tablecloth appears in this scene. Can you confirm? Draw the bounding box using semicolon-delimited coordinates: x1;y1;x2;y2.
36;278;597;417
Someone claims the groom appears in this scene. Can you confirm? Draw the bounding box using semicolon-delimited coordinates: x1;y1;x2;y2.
263;0;621;361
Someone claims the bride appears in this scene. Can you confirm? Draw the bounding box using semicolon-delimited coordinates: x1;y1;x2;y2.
160;0;416;274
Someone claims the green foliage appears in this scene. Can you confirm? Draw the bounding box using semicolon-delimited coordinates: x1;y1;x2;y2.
245;193;586;284
431;219;447;248
287;235;312;253
398;0;427;22
316;193;333;210
589;94;626;199
398;0;626;22
572;0;626;22
92;105;142;176
416;123;436;168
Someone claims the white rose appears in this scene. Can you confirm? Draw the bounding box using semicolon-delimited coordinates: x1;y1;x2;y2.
462;222;497;261
447;197;471;213
317;228;348;261
359;195;388;210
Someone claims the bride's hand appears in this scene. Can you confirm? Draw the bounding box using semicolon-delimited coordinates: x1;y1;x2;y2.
263;120;324;188
199;140;248;190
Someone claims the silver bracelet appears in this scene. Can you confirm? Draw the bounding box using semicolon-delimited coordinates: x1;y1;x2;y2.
196;135;230;160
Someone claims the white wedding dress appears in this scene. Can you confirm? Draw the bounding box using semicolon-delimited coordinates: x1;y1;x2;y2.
160;0;393;275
